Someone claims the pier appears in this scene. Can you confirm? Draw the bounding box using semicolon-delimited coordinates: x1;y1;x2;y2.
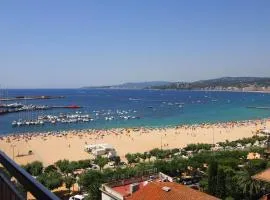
0;104;82;115
52;105;81;109
246;106;270;110
0;95;65;101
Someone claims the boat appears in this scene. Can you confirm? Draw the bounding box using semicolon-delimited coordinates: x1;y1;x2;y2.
17;121;23;126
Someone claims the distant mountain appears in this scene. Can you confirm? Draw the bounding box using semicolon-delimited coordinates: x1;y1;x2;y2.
149;77;270;92
82;81;171;89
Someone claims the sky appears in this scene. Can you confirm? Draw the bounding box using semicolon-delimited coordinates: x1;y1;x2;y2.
1;0;270;88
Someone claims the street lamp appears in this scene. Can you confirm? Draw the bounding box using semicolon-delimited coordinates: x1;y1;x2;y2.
11;144;16;160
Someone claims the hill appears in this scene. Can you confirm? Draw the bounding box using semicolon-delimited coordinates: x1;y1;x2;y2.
149;77;270;92
82;81;171;89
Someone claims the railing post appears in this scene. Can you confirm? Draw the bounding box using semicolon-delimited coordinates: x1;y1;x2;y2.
0;150;60;200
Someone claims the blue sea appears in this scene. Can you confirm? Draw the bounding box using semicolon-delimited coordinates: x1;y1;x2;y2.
1;89;270;135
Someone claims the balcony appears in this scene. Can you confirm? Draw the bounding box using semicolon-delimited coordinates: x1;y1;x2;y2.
0;150;60;200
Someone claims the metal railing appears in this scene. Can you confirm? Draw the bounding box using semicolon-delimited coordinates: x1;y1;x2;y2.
0;150;60;200
0;171;24;200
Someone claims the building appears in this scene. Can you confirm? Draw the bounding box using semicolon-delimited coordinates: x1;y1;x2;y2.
252;168;270;183
126;181;219;200
84;143;117;158
100;172;218;200
247;152;261;160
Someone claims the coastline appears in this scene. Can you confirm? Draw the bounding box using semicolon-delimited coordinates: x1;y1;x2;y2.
147;88;270;94
0;118;269;166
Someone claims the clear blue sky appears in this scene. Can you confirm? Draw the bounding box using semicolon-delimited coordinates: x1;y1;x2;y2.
1;0;269;88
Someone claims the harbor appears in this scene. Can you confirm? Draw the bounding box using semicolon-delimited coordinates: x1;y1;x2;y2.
12;112;93;127
11;109;141;127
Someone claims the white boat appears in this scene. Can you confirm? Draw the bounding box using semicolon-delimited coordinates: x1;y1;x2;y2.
17;121;22;126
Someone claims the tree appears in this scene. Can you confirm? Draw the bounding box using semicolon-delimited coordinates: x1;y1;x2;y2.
85;183;102;200
170;158;187;175
156;150;167;160
77;159;91;169
140;152;147;162
37;171;63;191
171;148;180;155
235;170;262;199
55;159;72;174
199;178;208;192
112;156;121;166
102;168;115;182
64;176;76;193
248;159;267;174
208;160;218;195
153;160;170;174
149;148;161;158
78;170;104;200
146;152;151;162
125;153;137;165
94;156;109;171
22;161;43;176
44;165;58;173
216;167;226;199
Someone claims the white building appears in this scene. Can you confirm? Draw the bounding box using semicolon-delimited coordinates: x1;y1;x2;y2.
85;143;117;158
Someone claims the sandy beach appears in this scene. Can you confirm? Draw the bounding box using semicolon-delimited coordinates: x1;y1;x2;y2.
1;119;269;166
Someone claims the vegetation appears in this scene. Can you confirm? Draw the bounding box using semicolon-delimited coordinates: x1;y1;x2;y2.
94;156;109;171
184;143;212;152
21;135;270;199
37;171;63;190
78;170;104;200
44;164;58;173
55;159;91;174
149;77;270;90
64;176;76;193
22;161;43;176
208;160;218;195
218;136;267;149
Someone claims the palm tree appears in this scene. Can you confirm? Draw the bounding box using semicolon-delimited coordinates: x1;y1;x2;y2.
236;170;262;199
64;175;76;194
94;156;108;171
146;152;151;162
140;152;147;162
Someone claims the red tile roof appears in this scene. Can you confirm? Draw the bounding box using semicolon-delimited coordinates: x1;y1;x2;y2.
113;181;145;197
126;182;219;200
252;168;270;183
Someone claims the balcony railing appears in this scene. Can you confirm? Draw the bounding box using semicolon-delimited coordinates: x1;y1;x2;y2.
0;171;24;200
0;150;60;200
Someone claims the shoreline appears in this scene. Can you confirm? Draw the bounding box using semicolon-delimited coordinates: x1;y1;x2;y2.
1;117;270;137
0;118;269;166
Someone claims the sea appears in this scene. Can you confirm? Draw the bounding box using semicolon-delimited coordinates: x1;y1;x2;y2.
0;89;270;135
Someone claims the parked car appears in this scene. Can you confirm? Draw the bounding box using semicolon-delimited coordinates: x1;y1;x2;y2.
69;194;88;200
